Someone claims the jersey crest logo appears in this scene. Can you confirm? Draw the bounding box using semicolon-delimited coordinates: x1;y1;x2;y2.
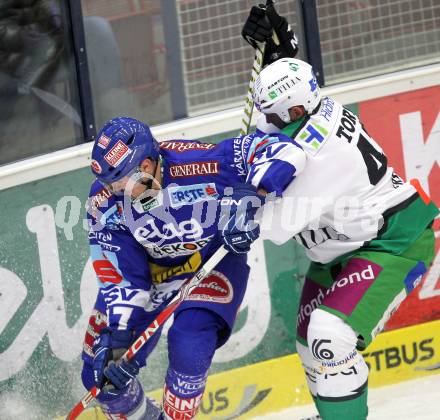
169;161;219;178
186;270;233;304
133;192;164;213
168;183;218;207
160;141;216;152
149;252;202;284
299;122;328;150
145;236;213;258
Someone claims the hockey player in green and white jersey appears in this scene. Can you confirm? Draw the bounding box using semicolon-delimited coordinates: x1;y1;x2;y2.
242;8;439;420
257;57;438;420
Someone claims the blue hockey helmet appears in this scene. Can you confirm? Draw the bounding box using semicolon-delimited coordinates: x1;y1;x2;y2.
91;117;160;185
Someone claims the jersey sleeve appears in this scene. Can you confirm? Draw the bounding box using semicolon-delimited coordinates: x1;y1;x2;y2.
246;133;307;196
87;184;152;331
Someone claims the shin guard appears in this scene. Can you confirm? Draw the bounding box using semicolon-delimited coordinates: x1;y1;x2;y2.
307;309;369;420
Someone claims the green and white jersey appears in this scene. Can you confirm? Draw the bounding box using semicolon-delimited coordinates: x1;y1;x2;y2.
259;96;437;263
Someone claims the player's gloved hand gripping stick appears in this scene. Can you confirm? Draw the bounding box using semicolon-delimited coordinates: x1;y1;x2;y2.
65;246;228;420
240;0;280;136
220;183;265;254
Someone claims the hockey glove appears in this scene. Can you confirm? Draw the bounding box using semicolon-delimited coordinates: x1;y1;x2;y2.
241;5;273;49
219;184;264;254
92;328;140;390
104;359;140;390
242;3;299;66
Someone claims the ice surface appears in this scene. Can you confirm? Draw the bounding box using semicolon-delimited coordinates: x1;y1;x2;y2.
253;374;440;420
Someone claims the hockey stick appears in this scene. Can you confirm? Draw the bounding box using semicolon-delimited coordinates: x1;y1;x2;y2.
239;0;280;136
239;40;265;136
66;246;228;420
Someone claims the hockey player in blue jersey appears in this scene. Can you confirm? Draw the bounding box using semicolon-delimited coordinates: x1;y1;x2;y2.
79;4;302;419
81;112;304;419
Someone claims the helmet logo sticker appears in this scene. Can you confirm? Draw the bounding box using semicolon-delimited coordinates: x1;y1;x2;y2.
267;75;288;89
253;58;322;116
104;139;131;167
97;134;111;149
91;159;102;174
309;76;318;92
289;62;299;71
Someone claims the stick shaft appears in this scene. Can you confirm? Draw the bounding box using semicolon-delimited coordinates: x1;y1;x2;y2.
239;44;265;136
240;0;281;136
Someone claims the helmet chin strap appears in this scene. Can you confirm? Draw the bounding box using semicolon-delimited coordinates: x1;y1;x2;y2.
121;157;162;201
141;174;154;190
281;105;306;124
139;157;161;191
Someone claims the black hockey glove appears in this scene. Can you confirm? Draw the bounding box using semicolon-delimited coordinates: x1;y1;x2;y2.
242;3;299;66
241;5;273;49
265;3;299;63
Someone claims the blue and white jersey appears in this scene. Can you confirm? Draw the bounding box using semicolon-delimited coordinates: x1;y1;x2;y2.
87;136;306;330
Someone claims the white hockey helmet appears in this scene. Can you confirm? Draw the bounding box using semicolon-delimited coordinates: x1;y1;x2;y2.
253;58;321;123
